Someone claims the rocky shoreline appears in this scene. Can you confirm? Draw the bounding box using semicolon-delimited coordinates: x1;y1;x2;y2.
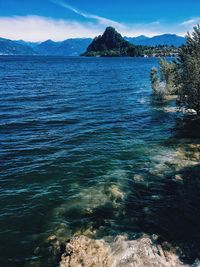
59;141;200;267
31;140;200;267
60;235;188;267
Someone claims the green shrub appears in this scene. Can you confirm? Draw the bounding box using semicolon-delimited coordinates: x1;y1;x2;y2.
159;59;177;94
150;60;176;100
176;25;200;115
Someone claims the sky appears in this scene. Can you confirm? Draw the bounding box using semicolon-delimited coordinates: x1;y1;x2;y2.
0;0;200;41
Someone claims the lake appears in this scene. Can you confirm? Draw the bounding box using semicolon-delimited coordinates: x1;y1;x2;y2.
0;56;199;266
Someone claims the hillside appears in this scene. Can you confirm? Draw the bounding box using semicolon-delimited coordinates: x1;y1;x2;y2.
35;38;92;56
82;27;143;57
126;34;185;47
0;37;36;55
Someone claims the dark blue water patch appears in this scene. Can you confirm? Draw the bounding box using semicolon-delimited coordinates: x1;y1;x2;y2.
1;56;196;267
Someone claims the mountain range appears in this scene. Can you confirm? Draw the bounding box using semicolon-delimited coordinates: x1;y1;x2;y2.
0;34;186;56
125;34;185;47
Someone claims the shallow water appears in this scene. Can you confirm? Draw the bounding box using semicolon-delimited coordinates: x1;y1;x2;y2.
0;56;199;266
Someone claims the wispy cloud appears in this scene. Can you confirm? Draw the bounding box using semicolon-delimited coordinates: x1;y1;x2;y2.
0;16;102;41
181;18;200;26
50;0;124;28
0;15;162;41
0;15;197;42
174;17;200;35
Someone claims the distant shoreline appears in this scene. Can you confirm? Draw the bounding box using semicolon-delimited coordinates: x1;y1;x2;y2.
0;54;176;58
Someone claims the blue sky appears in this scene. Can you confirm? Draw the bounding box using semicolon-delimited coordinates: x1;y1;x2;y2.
0;0;200;41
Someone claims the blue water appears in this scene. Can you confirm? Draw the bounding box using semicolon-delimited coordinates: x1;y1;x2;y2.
0;56;198;266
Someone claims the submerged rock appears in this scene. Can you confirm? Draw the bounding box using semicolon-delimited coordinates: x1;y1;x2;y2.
108;185;124;201
133;174;144;182
60;235;111;267
60;235;187;267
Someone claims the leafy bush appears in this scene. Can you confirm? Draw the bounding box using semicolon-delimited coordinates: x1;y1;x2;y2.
150;60;176;100
176;25;200;115
159;59;177;94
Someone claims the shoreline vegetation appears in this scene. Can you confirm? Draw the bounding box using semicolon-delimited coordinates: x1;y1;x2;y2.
150;25;200;117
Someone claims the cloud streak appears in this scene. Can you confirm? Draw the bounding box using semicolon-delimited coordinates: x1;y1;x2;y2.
181;18;200;26
50;0;124;28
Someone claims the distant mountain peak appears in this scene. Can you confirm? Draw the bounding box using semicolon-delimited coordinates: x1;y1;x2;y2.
134;35;149;40
103;26;119;36
83;27;136;56
43;39;55;44
158;33;179;37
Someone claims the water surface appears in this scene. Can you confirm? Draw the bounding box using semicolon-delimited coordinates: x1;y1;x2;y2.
0;56;199;266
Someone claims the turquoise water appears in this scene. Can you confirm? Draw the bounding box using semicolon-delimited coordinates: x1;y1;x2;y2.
0;56;199;266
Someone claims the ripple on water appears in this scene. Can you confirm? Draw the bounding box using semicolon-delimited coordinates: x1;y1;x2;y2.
0;56;199;267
